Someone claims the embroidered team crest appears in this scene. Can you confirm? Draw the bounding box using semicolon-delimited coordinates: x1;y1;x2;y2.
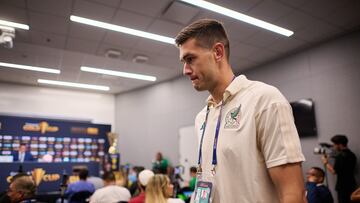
224;104;241;129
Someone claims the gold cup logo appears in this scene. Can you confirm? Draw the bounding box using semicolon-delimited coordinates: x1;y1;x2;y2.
107;132;118;154
32;168;46;186
39;121;49;134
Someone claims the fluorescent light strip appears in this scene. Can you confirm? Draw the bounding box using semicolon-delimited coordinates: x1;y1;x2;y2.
81;66;157;82
0;62;60;74
0;19;29;30
70;15;174;44
179;0;293;37
38;79;110;91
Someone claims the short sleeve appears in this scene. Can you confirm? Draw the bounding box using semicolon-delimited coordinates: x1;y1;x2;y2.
256;102;305;168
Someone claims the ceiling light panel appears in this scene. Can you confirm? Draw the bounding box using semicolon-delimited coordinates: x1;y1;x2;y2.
178;0;294;37
81;66;157;82
70;15;175;44
0;62;60;74
38;79;110;91
0;19;29;30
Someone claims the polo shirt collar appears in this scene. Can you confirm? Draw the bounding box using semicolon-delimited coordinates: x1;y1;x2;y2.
206;75;249;106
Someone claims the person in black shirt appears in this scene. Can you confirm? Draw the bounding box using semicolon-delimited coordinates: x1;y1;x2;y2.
322;134;357;203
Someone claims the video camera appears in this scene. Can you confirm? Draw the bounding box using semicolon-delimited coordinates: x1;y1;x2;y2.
313;142;333;155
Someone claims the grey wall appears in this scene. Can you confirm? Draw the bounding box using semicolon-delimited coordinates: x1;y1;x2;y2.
115;30;360;199
115;78;207;168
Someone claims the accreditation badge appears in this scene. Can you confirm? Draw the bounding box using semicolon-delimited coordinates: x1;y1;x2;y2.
194;171;215;203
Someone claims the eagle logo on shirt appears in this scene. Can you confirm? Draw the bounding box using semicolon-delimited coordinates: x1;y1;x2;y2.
224;104;241;129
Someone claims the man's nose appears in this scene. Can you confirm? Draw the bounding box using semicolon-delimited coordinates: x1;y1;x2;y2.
183;63;191;75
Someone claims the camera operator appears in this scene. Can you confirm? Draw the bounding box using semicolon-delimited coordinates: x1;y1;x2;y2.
321;134;357;203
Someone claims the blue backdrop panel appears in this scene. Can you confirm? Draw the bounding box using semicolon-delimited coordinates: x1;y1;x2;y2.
0;162;99;192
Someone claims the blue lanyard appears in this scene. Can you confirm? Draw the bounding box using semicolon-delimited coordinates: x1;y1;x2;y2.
197;102;224;169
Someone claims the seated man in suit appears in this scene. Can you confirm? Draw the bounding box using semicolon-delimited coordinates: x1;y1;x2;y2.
13;143;35;162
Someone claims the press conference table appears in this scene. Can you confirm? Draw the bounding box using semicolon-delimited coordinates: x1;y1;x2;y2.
0;161;100;193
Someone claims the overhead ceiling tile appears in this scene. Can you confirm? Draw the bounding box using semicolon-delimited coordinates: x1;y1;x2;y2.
14;30;31;44
103;32;139;49
294;20;342;43
72;0;116;21
81;54;108;68
61;51;85;70
299;0;347;20
89;0;121;7
58;71;79;82
152;53;182;71
213;0;262;13
276;0;307;8
120;0;171;17
147;19;184;37
78;71;101;84
158;44;179;58
0;0;26;8
111;9;153;30
96;43;127;60
133;39;169;55
162;1;200;25
226;21;260;42
31;31;67;49
243;30;282;48
68;23;106;41
247;0;294;22
66;37;99;55
27;0;72;17
325;1;360;30
193;10;233;27
275;10;318;32
0;4;28;24
29;12;69;35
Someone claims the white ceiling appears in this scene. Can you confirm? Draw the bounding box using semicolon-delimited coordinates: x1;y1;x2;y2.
0;0;359;94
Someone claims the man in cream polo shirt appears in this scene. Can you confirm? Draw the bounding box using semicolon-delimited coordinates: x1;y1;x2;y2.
175;19;306;203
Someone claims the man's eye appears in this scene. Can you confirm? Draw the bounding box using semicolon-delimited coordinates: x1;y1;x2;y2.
186;57;193;64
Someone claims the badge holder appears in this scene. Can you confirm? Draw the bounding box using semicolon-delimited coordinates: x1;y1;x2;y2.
193;167;216;203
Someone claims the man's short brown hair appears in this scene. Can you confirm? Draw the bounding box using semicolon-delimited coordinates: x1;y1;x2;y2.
175;19;230;60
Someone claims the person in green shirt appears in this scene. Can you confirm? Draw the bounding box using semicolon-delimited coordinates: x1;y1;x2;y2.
152;152;168;174
188;166;197;191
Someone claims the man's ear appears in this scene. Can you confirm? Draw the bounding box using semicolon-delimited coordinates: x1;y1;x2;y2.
213;43;225;62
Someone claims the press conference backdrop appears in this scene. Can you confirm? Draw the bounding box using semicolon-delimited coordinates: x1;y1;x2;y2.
0;115;111;191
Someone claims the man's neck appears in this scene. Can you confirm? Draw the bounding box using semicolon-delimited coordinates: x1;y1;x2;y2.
209;72;235;104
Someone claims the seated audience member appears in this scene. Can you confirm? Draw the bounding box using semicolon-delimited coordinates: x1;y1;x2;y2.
145;174;184;203
12;143;35;162
188;167;197;191
87;175;104;190
128;166;145;196
65;168;95;202
0;175;36;203
129;169;154;203
351;187;360;202
306;167;333;203
90;172;131;203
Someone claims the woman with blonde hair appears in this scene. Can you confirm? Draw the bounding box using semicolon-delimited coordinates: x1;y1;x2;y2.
145;174;184;203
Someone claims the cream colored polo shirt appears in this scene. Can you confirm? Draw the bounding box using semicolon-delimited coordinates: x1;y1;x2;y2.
194;75;305;203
